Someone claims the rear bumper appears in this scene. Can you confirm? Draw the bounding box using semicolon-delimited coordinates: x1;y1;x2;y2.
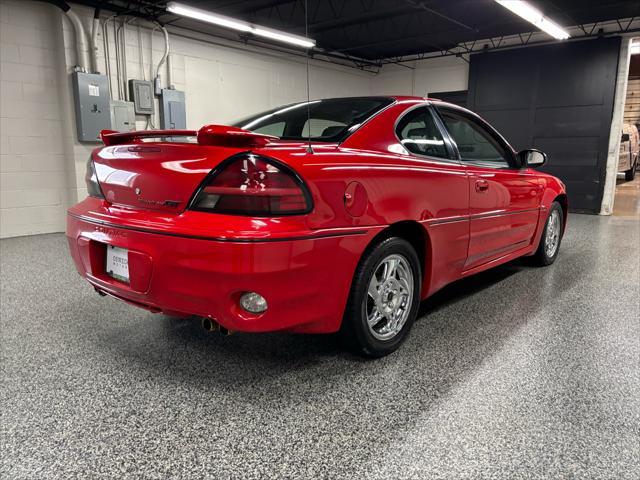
66;204;378;334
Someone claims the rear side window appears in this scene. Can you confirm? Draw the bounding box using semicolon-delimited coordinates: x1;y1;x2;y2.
254;121;285;137
234;97;394;142
438;109;510;167
395;107;448;159
301;119;346;138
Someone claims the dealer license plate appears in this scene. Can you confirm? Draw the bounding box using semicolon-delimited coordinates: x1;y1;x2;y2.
105;245;129;283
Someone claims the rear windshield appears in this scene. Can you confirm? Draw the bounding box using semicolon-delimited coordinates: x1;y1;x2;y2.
232;97;394;142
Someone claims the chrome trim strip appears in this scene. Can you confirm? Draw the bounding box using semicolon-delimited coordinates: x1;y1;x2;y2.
426;207;540;226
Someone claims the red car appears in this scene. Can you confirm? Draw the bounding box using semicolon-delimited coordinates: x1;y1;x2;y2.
67;96;567;357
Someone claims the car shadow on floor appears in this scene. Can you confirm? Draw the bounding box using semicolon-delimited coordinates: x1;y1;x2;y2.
95;257;536;390
417;260;525;318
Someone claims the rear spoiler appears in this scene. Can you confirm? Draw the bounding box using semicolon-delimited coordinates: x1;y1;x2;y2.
100;125;278;148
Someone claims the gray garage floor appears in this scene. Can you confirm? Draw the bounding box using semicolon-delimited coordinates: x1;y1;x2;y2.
1;213;639;479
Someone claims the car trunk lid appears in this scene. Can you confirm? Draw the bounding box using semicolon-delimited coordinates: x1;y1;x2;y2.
92;126;278;213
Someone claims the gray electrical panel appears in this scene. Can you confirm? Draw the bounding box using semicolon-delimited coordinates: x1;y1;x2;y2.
71;72;111;142
128;79;154;115
159;89;186;129
110;100;136;132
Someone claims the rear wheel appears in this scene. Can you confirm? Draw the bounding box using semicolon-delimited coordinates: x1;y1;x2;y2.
532;201;564;266
341;237;421;358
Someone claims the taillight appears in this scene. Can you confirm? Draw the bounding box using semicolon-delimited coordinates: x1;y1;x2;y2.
85;157;104;199
190;153;312;216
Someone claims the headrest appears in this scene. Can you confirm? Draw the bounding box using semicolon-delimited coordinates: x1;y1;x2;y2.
321;126;345;137
407;128;427;138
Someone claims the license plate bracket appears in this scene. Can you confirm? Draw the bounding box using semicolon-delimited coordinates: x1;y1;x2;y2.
105;245;129;283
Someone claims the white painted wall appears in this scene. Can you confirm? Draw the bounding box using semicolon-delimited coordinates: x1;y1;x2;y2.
370;56;469;97
181;38;371;129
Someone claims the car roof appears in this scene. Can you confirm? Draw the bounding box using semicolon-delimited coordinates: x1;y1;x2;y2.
387;95;465;109
309;95;468;112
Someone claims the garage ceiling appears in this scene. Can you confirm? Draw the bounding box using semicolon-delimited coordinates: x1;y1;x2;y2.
74;0;638;63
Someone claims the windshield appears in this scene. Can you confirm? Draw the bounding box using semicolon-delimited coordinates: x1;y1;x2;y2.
232;97;394;142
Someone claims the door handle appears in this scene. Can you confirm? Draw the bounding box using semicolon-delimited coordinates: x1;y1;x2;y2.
475;179;489;192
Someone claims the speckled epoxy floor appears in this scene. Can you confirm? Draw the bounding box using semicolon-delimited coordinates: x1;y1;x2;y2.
1;214;639;479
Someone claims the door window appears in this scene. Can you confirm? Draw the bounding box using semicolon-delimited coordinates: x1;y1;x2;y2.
395;107;448;159
439;109;511;167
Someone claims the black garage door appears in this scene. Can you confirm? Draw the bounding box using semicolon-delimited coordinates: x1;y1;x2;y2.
467;38;621;213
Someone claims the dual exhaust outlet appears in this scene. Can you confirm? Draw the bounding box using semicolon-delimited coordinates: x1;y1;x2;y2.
201;317;233;336
94;286;233;335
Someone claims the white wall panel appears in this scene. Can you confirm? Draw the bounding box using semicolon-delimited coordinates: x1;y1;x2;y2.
370;56;469;97
184;57;220;129
0;0;70;238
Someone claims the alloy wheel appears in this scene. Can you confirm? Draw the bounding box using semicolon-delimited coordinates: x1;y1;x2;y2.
364;254;414;341
544;209;561;258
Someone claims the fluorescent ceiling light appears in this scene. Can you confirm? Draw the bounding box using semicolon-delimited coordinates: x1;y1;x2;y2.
166;2;252;32
166;2;316;49
631;41;640;55
252;27;316;49
494;1;570;40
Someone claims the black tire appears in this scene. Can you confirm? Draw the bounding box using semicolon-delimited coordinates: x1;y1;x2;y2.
532;201;564;266
624;158;637;181
341;237;421;358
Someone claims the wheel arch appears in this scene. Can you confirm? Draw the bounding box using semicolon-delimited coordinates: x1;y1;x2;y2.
360;220;432;296
554;193;568;232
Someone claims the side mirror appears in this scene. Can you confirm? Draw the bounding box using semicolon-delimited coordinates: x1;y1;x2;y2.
518;149;547;169
621;133;630;142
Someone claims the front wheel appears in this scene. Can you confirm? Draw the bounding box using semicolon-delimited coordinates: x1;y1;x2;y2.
532;201;564;266
341;237;421;358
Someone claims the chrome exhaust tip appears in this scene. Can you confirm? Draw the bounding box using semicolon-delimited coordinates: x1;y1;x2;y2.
201;317;217;332
200;317;234;336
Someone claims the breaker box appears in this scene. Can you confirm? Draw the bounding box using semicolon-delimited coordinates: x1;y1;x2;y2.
71;72;111;142
128;79;154;115
110;100;136;132
159;89;186;129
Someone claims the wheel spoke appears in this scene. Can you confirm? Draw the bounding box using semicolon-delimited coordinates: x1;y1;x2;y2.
397;276;410;295
388;307;403;333
367;308;384;327
368;275;380;301
383;258;398;281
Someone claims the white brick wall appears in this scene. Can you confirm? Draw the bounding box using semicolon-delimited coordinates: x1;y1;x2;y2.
1;0;401;238
0;0;69;238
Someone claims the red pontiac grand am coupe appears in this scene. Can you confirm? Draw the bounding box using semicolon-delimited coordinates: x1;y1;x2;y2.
67;96;567;357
